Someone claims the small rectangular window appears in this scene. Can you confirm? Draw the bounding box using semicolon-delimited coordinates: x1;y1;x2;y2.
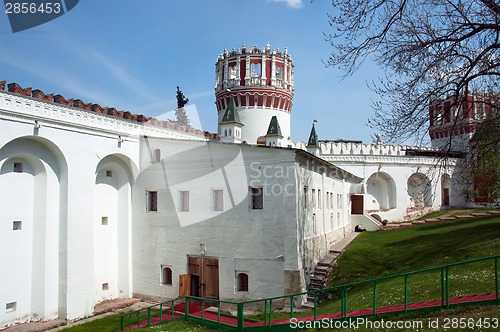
318;190;322;209
102;283;109;290
249;187;263;210
153;149;161;163
213;189;223;211
101;217;108;226
5;302;16;313
179;191;189;212
312;213;317;235
147;191;158;212
304;186;308;209
13;162;23;173
312;189;316;208
106;170;112;177
13;221;22;230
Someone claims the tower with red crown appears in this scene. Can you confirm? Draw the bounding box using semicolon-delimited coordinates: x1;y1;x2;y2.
215;42;294;146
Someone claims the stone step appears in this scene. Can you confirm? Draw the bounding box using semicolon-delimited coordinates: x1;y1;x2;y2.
315;265;330;271
488;211;500;215
309;280;324;287
438;217;456;221
471;212;491;216
424;218;440;223
411;220;426;225
301;302;315;310
456;215;474;219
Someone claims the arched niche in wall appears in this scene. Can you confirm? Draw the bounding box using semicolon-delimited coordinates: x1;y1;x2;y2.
0;136;68;322
93;153;137;304
407;173;432;209
365;172;397;211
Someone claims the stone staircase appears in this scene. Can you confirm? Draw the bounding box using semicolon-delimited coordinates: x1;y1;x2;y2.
302;233;360;309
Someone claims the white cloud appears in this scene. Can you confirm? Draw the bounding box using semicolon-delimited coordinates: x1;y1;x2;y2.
270;0;303;8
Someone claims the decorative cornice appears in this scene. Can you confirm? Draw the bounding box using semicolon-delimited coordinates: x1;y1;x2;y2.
0;91;205;141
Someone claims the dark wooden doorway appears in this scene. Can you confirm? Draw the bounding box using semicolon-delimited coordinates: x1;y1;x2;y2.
187;256;219;299
351;195;364;214
442;188;450;206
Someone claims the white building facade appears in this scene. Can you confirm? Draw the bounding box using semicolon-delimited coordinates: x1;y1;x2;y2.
0;43;472;328
0;82;359;327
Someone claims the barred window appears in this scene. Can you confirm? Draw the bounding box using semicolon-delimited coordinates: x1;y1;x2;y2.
147;191;158;212
161;266;172;285
249;187;263;210
236;272;249;292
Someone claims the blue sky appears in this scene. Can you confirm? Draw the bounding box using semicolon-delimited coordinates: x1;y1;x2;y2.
0;0;385;143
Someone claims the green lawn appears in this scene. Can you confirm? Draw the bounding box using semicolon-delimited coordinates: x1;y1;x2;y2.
329;213;500;286
60;212;500;331
320;214;500;314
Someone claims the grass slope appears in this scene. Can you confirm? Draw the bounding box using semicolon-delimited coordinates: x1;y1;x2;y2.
329;214;500;286
60;213;500;331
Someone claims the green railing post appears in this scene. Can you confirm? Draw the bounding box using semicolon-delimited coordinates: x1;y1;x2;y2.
290;295;294;319
264;300;268;327
445;266;450;309
128;312;131;330
404;275;408;314
313;292;318;320
269;299;273;327
341;287;347;319
441;267;445;308
184;297;189;320
120;315;124;332
200;299;204;321
159;303;163;324
147;307;151;327
171;300;174;320
137;311;140;328
495;257;499;305
237;302;244;332
373;280;377;316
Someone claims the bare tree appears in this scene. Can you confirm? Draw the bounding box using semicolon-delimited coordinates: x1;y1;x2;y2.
325;0;500;202
326;0;500;143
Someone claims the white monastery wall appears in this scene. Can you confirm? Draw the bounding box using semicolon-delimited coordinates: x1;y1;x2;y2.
0;90;151;325
132;140;299;300
294;159;354;284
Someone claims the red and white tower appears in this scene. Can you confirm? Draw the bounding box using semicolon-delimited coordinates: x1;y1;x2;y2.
429;91;498;152
215;43;294;145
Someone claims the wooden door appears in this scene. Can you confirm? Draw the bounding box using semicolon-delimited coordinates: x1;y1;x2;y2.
443;188;450;206
179;274;191;296
351;195;364;214
202;258;219;299
187;256;219;299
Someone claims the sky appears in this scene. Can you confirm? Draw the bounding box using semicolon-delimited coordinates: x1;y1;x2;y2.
0;0;387;144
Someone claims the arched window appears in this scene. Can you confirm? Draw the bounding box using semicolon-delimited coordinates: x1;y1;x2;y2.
161;266;172;285
236;272;248;292
224;129;227;136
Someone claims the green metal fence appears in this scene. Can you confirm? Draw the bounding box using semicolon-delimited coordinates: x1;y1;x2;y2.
120;254;500;331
